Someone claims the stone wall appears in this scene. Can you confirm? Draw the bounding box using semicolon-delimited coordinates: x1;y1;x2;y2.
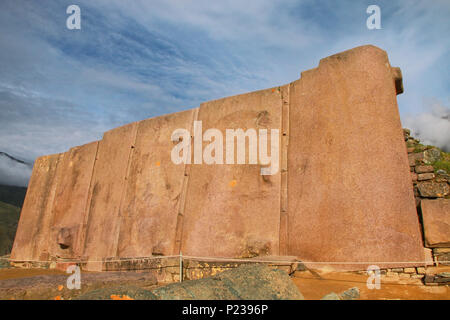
10;45;426;271
404;129;450;268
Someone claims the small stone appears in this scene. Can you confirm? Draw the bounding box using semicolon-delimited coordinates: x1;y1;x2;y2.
437;169;447;175
424;148;441;164
391;268;403;272
398;273;411;279
411;173;418;182
411;274;424;279
321;292;341;300
416;165;434;174
408;152;424;166
436;272;450;278
386;271;398;278
403;267;416;273
407;147;415;153
416;267;426;274
418;173;435;181
417;182;450;198
339;287;360;300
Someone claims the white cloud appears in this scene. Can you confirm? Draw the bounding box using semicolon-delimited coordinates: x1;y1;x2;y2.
403;100;450;152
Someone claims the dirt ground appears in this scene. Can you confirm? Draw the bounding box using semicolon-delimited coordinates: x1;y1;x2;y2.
0;267;448;300
0;268;159;300
291;269;449;300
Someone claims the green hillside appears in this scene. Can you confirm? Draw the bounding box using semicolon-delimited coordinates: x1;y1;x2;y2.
0;201;20;256
0;184;27;207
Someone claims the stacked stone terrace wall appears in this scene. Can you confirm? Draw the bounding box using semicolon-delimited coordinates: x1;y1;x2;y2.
404;129;450;268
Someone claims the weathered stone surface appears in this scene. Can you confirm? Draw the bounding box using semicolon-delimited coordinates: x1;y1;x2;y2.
424;266;450;285
434;249;450;266
75;286;157;300
424;248;434;266
287;45;424;270
321;292;341;300
10;154;63;261
416;165;434;174
424;148;441;164
116;110;196;258
151;264;304;300
339;287;360;300
321;287;359;300
82;122;138;266
409;152;424;166
417;182;450;198
421;199;450;247
48;142;98;259
418;173;435;181
416;267;426;274
181;88;283;258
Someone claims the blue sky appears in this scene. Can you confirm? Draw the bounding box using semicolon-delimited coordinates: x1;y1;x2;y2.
0;0;449;186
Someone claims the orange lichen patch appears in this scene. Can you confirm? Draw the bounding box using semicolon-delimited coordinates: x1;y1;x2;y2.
228;180;237;187
53;296;62;300
110;294;134;300
57;285;64;291
155;161;161;167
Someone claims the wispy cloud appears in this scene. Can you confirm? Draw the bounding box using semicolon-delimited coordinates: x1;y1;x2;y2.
403;100;450;152
0;0;448;185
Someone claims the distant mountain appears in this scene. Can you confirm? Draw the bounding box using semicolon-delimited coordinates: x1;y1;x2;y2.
0;184;27;208
0;151;32;187
0;201;20;256
0;152;30;166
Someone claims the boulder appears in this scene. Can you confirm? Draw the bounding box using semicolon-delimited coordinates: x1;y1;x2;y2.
321;287;360;300
421;199;450;247
417;182;449;198
424;148;441;164
408;152;425;166
76;286;157;300
151;264;304;300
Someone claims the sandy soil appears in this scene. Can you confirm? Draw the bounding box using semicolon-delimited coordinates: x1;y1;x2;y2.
292;269;449;300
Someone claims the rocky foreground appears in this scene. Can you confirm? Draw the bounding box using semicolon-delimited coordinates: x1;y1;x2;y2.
0;264;448;300
0;265;304;300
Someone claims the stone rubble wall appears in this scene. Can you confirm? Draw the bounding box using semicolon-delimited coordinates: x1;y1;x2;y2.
10;45;426;272
404;129;450;273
